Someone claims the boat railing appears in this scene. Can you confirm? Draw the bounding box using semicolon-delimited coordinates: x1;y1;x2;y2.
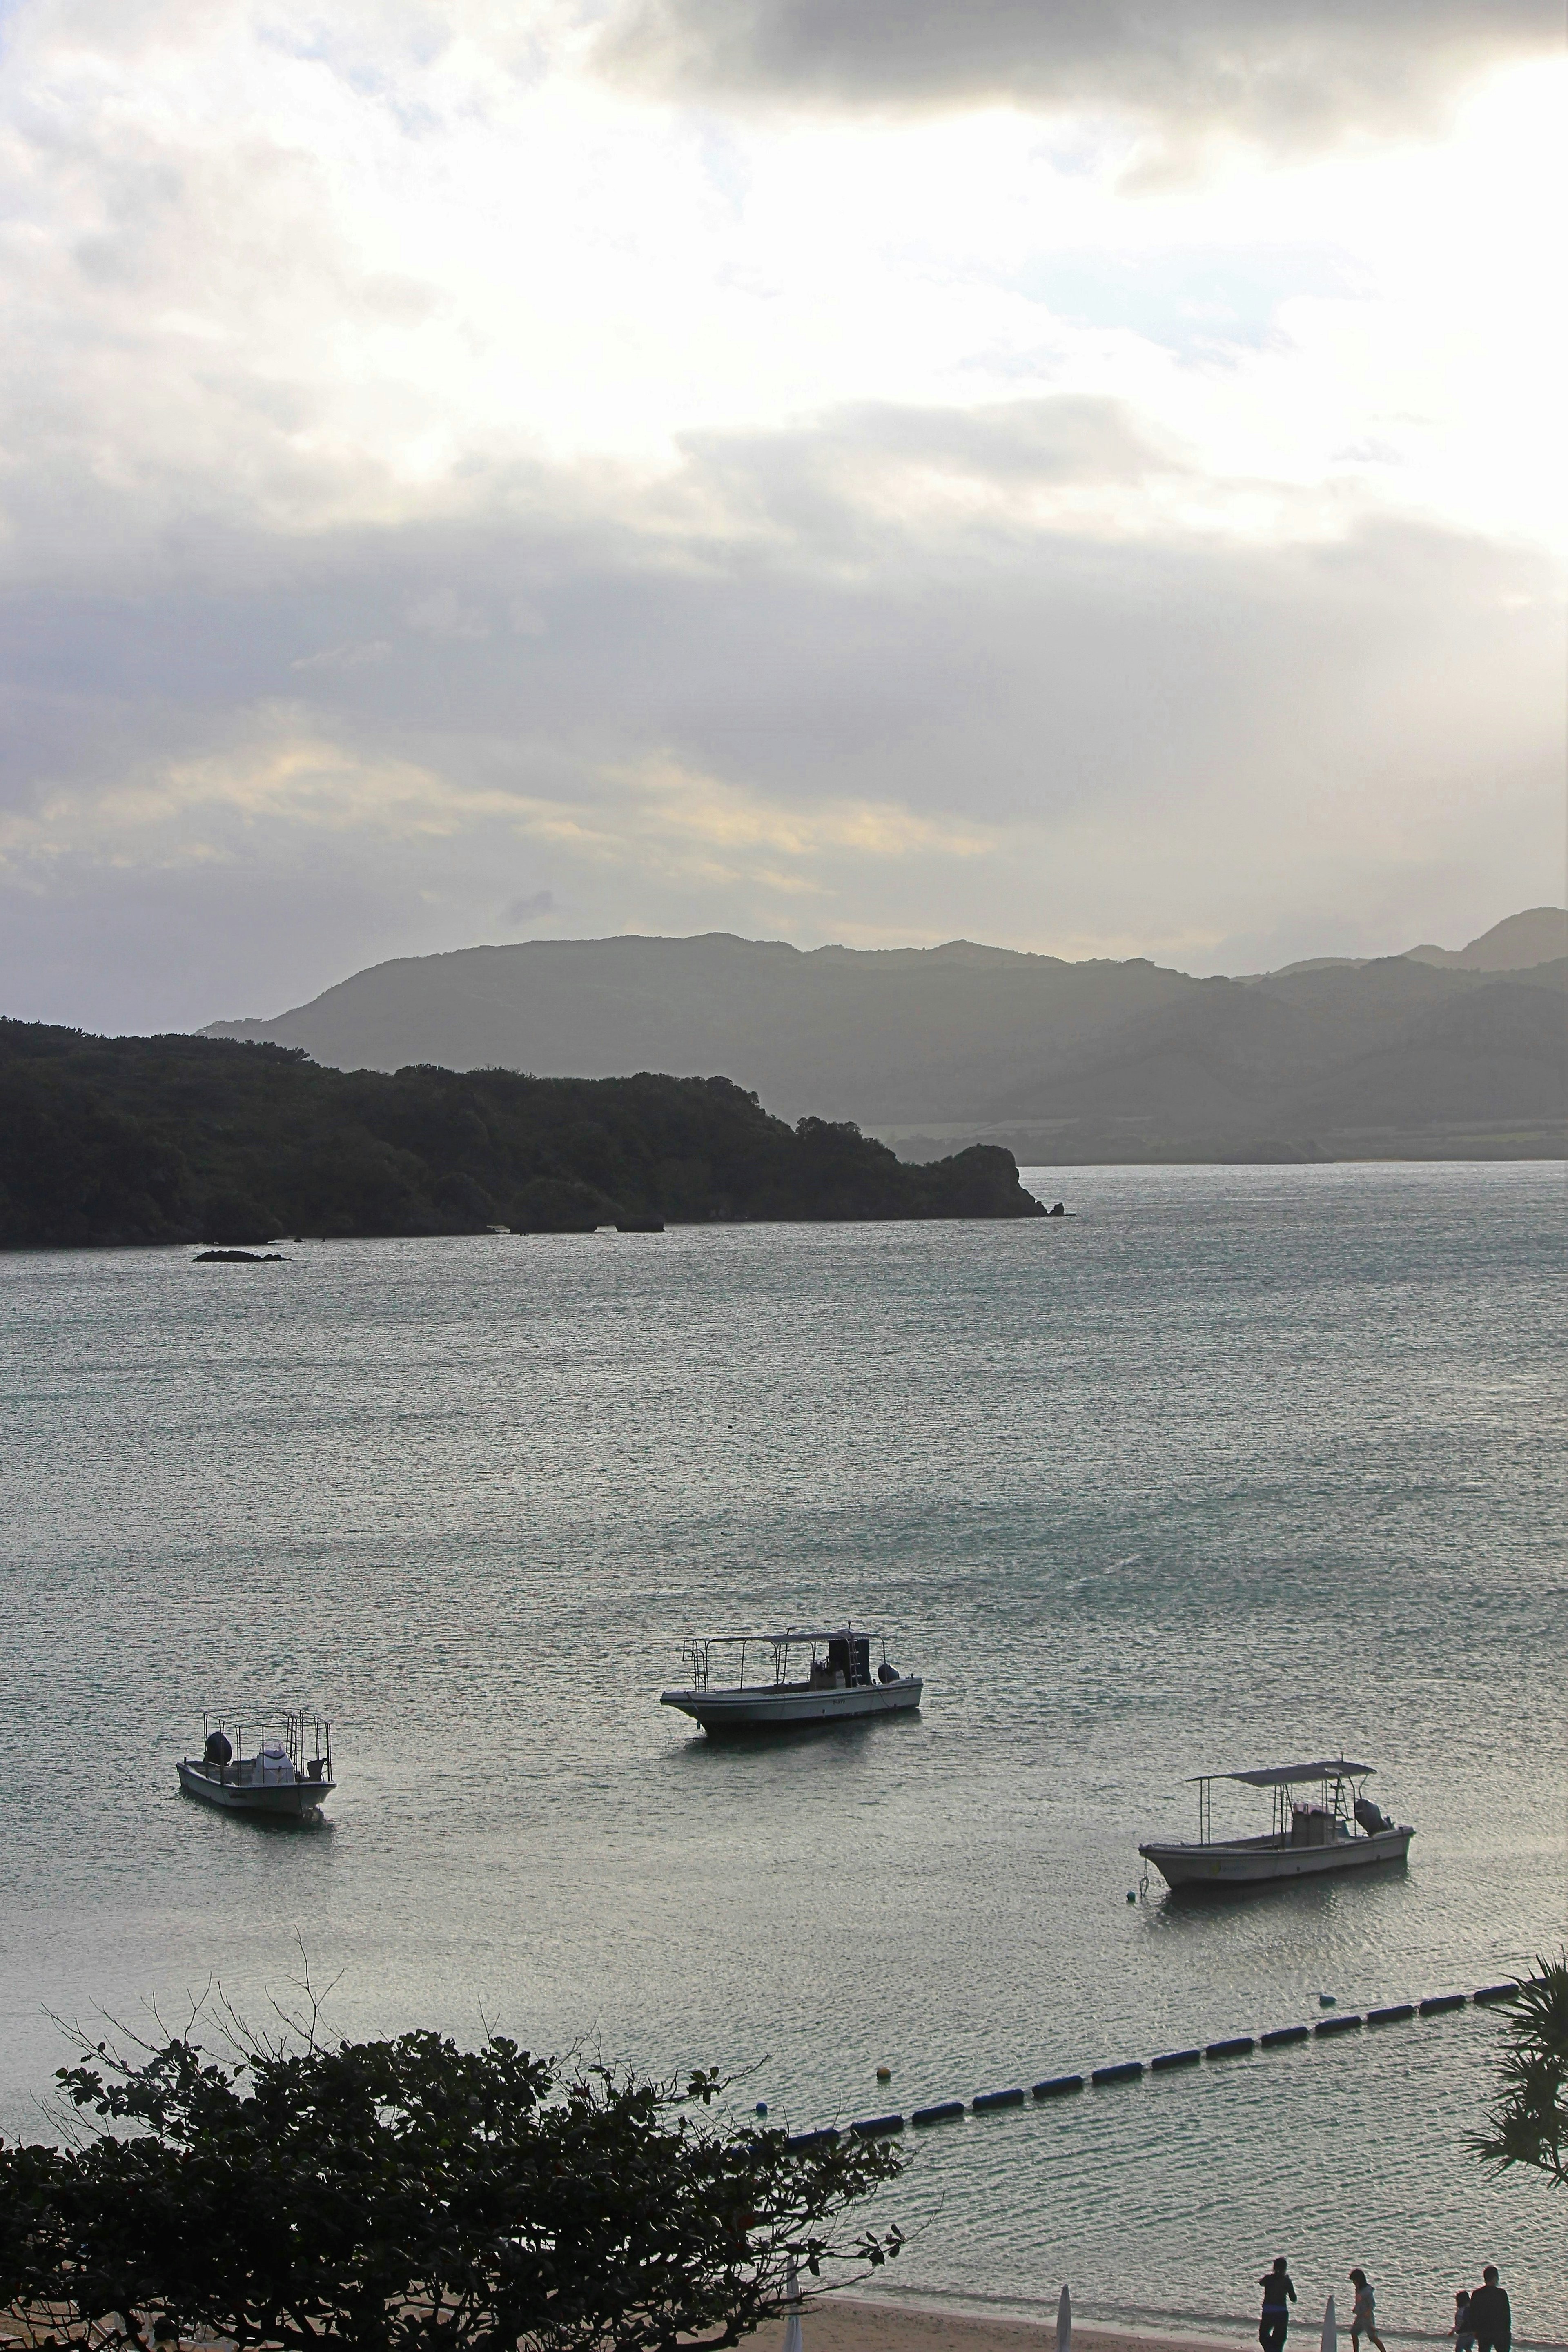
200;1710;332;1783
1187;1760;1377;1846
676;1626;892;1694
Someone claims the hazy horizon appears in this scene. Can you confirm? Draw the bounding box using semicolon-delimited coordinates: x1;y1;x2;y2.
0;2;1562;1034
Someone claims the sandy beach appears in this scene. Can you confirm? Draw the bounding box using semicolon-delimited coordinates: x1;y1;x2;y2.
751;2305;1241;2352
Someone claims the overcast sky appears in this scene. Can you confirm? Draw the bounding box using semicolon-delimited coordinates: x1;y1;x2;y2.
1;0;1563;1029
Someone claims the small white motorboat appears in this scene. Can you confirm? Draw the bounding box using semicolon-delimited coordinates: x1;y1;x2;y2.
1139;1759;1412;1890
661;1625;922;1735
177;1711;336;1819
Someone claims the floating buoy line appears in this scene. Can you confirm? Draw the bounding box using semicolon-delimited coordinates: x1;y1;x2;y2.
782;1980;1519;2150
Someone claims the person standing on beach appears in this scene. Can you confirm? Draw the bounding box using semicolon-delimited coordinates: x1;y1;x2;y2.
1467;2267;1511;2352
1259;2258;1297;2352
1454;2291;1477;2351
1349;2269;1388;2352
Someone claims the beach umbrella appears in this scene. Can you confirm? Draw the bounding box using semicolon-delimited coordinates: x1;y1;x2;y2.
1057;2283;1072;2352
1321;2295;1337;2352
781;2256;803;2352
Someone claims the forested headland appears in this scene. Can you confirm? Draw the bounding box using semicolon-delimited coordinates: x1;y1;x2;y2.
0;1020;1045;1247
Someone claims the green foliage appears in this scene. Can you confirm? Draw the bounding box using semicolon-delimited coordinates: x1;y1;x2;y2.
1470;1957;1568;2186
0;1021;1044;1246
0;2024;903;2352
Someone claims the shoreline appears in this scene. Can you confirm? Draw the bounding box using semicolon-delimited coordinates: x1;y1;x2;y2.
750;2294;1568;2352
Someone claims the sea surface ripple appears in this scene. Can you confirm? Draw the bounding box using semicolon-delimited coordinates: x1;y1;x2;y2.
2;1163;1564;2336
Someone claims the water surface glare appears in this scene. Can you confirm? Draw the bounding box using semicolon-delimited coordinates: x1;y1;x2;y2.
2;1164;1564;2335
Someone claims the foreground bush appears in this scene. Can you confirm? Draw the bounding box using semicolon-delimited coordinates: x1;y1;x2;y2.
0;2024;903;2352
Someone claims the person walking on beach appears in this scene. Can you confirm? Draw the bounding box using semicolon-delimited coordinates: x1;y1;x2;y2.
1259;2257;1297;2352
1468;2267;1511;2352
1349;2269;1387;2352
1454;2290;1477;2352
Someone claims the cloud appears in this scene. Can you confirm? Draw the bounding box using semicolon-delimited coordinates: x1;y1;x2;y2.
0;2;1559;1033
502;888;557;925
291;640;393;673
0;393;1560;1026
597;0;1561;156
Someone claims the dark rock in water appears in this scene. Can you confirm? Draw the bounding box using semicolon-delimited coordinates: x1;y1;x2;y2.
616;1217;665;1232
1047;1200;1066;1216
194;1247;284;1262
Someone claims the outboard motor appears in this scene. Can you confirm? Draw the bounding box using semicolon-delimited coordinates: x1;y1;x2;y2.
1354;1794;1391;1835
203;1728;233;1768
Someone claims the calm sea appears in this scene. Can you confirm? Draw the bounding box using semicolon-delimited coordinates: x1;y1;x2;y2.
2;1164;1564;2337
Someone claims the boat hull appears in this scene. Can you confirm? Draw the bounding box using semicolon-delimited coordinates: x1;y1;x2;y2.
661;1676;922;1734
178;1760;334;1817
1140;1825;1412;1889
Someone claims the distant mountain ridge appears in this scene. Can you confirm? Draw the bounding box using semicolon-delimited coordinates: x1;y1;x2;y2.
200;909;1568;1163
1256;907;1566;981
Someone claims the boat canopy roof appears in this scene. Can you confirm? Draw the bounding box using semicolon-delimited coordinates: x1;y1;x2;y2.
693;1626;882;1646
1191;1758;1373;1788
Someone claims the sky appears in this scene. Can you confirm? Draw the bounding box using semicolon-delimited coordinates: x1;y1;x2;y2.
0;0;1564;1030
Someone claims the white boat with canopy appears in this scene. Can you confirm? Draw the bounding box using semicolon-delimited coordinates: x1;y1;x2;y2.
660;1626;922;1734
177;1711;336;1819
1139;1759;1412;1889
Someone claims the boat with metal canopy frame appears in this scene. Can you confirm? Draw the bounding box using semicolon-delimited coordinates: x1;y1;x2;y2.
660;1625;921;1734
177;1711;336;1819
1138;1758;1412;1889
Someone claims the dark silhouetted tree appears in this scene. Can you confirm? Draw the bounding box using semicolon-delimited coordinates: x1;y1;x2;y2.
1470;1956;1568;2187
0;2016;904;2352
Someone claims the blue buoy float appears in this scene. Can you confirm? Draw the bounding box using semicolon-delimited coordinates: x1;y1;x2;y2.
778;1975;1520;2149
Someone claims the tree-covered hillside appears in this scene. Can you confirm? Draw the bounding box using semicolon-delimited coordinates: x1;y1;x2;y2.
0;1021;1045;1247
